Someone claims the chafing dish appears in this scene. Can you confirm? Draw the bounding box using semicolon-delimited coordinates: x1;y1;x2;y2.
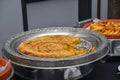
2;27;109;80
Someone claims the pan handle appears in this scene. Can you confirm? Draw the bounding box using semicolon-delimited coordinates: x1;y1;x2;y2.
74;18;101;28
74;18;92;28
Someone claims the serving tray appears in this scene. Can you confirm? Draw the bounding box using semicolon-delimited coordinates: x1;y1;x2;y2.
78;19;120;57
2;27;109;69
82;19;120;39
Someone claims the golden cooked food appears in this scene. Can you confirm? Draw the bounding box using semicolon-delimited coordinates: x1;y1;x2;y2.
17;35;95;58
88;21;120;35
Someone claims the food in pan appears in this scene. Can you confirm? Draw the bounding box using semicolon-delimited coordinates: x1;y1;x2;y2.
17;35;96;58
83;20;120;39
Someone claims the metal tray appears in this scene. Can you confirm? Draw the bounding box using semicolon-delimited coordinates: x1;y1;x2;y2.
77;19;120;57
2;27;109;69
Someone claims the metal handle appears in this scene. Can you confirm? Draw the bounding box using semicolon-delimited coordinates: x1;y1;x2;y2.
75;19;92;28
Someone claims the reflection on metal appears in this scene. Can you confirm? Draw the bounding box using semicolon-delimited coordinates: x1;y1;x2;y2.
64;67;82;79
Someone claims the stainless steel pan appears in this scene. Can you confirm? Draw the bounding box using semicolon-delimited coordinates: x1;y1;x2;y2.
2;27;109;80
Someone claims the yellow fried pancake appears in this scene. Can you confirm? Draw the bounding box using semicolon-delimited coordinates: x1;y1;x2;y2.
17;35;93;58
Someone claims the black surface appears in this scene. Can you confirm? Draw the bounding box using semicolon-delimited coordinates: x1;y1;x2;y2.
78;0;91;21
25;0;48;3
108;0;120;19
82;62;120;80
21;0;29;31
12;58;120;80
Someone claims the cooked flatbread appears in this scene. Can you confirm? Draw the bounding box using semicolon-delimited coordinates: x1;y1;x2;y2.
17;35;90;58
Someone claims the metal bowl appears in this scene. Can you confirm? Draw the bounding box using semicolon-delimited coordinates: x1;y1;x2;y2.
2;27;109;79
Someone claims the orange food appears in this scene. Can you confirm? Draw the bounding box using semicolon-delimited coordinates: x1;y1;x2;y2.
17;35;96;58
0;58;12;80
83;19;120;39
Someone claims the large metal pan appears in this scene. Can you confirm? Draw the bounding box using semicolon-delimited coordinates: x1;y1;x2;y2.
2;27;109;80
